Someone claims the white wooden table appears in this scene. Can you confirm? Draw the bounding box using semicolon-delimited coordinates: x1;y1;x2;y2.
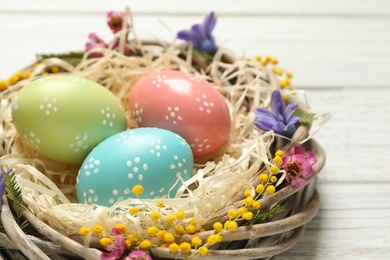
1;0;390;259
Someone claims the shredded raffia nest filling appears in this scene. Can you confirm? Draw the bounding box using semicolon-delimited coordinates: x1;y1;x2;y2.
0;23;319;246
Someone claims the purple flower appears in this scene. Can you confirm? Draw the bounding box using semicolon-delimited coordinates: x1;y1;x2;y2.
0;170;5;209
0;169;12;210
107;11;128;34
177;12;218;55
281;146;316;187
254;90;300;137
85;33;108;58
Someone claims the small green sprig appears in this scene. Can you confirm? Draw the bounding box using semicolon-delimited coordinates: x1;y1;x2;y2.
192;49;214;62
4;171;23;212
246;204;283;226
293;108;317;123
219;205;283;250
1;170;29;230
36;52;84;63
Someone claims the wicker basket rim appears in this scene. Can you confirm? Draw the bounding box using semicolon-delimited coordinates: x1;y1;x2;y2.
0;139;325;259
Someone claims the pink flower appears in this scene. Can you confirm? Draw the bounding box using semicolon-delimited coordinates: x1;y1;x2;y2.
124;250;153;260
107;11;128;33
85;33;108;58
281;146;316;187
111;37;132;56
101;228;127;260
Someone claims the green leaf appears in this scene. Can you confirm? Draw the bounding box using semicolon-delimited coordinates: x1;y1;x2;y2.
4;171;23;206
293;108;317;123
3;171;28;230
220;205;283;250
192;49;214;61
247;204;283;226
36;52;84;63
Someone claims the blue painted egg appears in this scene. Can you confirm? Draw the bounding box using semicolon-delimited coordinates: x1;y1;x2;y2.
76;128;194;206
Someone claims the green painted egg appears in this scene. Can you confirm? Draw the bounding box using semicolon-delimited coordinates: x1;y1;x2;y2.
11;75;127;164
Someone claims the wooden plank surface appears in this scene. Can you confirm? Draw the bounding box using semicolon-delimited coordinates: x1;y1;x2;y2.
1;0;390;259
279;183;390;259
2;0;390;14
1;0;390;88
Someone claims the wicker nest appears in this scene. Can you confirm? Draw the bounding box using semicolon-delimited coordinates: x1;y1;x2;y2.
0;11;326;260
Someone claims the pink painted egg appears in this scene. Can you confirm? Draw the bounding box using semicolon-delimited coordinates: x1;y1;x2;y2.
129;71;231;158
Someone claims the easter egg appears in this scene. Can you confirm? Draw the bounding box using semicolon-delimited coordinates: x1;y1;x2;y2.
129;71;231;158
11;75;127;164
76;128;194;206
